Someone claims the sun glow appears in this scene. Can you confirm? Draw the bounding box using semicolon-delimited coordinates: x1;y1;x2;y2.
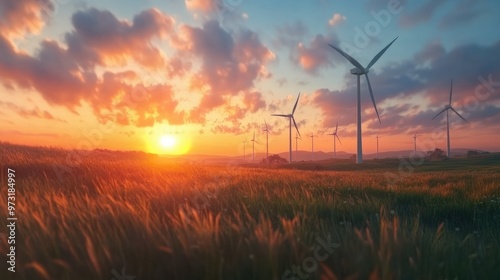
145;133;191;155
160;135;177;149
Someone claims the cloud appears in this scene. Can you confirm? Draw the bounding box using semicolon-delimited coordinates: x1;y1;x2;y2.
184;0;244;22
273;20;309;50
66;8;174;69
0;36;94;110
439;0;484;28
328;13;346;26
0;101;65;122
293;33;338;75
173;20;274;122
0;0;54;40
243;91;266;113
185;0;216;13
0;8;185;127
399;0;447;28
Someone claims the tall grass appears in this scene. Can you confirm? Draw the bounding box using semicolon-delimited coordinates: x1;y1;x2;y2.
0;143;499;279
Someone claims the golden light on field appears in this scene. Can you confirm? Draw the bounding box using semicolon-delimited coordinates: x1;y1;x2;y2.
144;132;192;155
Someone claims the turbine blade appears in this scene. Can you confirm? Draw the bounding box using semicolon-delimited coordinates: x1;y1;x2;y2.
450;107;467;122
432;107;448;120
292;117;301;138
292;92;301;115
253;132;255;140
328;44;364;70
366;37;398;70
336;135;342;145
335;121;338;134
365;74;381;124
271;114;288;117
449;79;453;106
265;119;268;130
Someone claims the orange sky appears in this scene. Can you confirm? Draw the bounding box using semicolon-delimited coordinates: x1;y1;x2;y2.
1;0;499;157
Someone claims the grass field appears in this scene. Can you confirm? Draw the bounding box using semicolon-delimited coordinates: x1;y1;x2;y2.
1;142;500;280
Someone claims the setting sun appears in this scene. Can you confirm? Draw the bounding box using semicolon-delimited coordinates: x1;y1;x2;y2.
160;134;177;149
145;133;191;155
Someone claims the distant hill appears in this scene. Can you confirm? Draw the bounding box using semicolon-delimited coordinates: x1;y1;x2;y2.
159;148;490;163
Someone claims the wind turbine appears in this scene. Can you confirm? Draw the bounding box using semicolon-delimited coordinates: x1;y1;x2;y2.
262;120;271;161
432;79;467;158
376;135;380;159
251;132;259;161
242;140;247;160
271;93;301;163
329;37;398;164
413;131;418;156
310;133;314;161
295;132;301;160
327;121;342;158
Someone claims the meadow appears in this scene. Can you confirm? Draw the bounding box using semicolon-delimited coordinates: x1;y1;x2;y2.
1;142;500;280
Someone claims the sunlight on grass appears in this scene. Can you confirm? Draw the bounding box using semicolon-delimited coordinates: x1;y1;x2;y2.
0;143;499;279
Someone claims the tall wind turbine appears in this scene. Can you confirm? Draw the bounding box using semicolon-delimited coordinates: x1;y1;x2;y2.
251;132;259;161
432;79;467;158
413;131;418;156
328;121;342;158
271;93;301;163
329;37;398;164
262;120;271;160
295;132;301;160
310;133;314;161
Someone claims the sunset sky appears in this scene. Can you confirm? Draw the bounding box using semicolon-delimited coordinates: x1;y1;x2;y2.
1;0;499;157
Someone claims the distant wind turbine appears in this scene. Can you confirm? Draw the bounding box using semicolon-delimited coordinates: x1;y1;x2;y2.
413;131;418;156
271;93;301;163
376;135;380;159
262;120;270;160
432;79;467;158
295;132;301;160
310;133;314;161
242;140;247;160
329;37;398;164
327;121;342;158
251;132;259;161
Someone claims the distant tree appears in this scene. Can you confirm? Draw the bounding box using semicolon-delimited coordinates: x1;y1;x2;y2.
426;148;447;160
261;154;288;164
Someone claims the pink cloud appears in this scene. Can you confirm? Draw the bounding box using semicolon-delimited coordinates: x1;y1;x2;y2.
0;0;54;40
173;20;274;122
328;13;346;26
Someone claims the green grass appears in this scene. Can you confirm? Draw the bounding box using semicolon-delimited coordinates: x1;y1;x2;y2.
0;143;499;280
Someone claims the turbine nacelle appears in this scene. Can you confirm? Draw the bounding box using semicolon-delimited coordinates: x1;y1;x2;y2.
350;68;367;75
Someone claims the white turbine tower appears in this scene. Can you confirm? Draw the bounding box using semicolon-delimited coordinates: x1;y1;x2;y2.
251;132;259;161
262;120;271;161
327;121;342;158
432;79;467;158
329;37;398;164
271;93;301;163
